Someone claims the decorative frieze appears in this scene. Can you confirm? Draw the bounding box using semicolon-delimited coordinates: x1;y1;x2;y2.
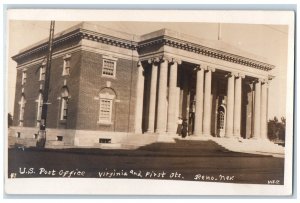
13;26;274;73
138;37;274;71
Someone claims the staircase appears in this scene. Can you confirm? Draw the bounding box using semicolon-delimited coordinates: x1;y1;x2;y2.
12;138;37;148
211;137;285;157
120;133;159;149
45;140;73;149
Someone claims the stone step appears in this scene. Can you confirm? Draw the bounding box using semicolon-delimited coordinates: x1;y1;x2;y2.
94;143;122;149
14;138;37;147
212;138;285;156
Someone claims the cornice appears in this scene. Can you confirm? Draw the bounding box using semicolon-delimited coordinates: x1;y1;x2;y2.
138;36;275;71
12;27;275;72
80;29;138;50
12;28;138;64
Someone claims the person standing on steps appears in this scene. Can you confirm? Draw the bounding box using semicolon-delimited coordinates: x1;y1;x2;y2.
181;119;188;138
176;117;183;136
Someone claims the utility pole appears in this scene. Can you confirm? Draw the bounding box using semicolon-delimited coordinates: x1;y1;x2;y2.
36;21;55;148
218;23;221;41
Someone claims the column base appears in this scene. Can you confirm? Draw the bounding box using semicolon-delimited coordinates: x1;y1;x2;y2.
134;130;143;134
146;130;155;134
189;133;201;136
250;136;260;140
155;129;167;134
157;134;176;143
167;131;177;135
233;133;241;138
225;134;234;138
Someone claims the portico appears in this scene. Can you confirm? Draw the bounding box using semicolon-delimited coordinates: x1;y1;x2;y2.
135;29;274;141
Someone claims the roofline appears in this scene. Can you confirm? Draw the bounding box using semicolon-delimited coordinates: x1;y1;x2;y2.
12;23;275;71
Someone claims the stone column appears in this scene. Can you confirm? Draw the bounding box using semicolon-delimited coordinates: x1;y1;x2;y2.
167;59;181;133
225;72;235;138
193;65;204;136
203;66;215;136
156;57;169;133
233;74;244;137
134;61;145;134
253;79;261;139
175;68;181;122
182;72;188;120
146;58;159;133
260;80;268;140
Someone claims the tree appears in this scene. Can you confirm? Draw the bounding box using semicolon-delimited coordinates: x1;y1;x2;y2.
8;113;13;128
267;116;286;142
278;117;286;141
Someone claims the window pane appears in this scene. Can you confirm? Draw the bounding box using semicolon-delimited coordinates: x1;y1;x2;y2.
99;99;112;122
102;59;116;77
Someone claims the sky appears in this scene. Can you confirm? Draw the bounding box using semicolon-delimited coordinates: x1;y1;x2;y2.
7;20;289;119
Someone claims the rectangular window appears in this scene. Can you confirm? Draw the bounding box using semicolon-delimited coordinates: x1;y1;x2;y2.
102;59;116;78
39;65;46;81
62;55;71;76
60;97;68;120
21;71;27;85
99;99;112;123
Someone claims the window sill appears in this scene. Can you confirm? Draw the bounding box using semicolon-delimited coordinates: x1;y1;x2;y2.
101;75;116;79
59;120;67;124
97;121;113;126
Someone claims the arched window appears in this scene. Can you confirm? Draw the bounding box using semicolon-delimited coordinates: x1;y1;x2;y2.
219;111;225;129
217;106;225;130
98;88;116;125
36;92;43;126
19;95;26;126
60;86;69;121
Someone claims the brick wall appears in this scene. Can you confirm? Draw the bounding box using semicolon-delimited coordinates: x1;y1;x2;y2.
12;51;82;130
46;51;81;129
76;50;138;132
12;69;23;126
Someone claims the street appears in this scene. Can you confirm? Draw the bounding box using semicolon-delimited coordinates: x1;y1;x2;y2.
7;139;285;185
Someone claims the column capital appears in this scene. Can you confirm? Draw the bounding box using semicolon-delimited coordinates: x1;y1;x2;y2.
193;65;201;71
236;73;245;78
193;64;207;71
250;78;264;84
147;57;161;64
137;60;143;67
268;75;275;81
257;78;270;83
261;78;269;83
160;55;171;63
225;72;236;78
169;58;182;65
204;65;215;72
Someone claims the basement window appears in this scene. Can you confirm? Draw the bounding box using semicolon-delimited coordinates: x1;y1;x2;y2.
16;132;21;138
56;136;63;141
99;138;111;144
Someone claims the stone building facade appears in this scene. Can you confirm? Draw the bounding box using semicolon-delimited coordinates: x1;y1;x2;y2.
10;22;275;148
